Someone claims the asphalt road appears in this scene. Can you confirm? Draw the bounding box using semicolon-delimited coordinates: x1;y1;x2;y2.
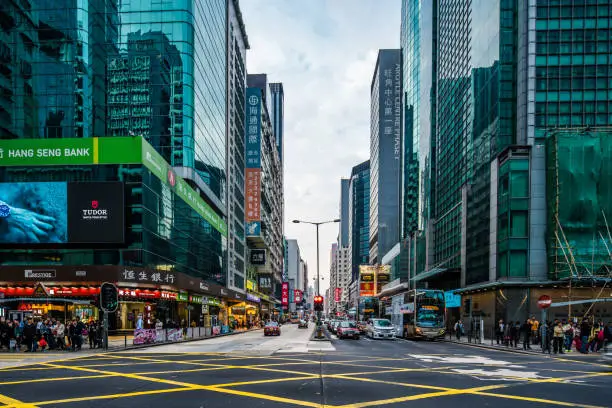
0;325;610;408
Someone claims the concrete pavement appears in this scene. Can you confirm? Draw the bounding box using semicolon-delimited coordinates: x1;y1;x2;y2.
0;325;610;407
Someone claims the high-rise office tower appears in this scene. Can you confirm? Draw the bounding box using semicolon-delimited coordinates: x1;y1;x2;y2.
245;74;284;301
227;0;250;291
269;83;284;162
339;178;350;248
348;160;370;283
405;0;612;327
0;0;249;330
369;49;402;265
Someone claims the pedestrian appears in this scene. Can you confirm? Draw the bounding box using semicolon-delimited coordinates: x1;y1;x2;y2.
23;318;36;352
510;321;520;348
540;321;551;354
88;319;97;349
603;322;612;352
531;316;540;345
521;319;532;350
562;319;573;352
553;321;565;354
495;319;505;345
454;320;464;341
579;318;591;353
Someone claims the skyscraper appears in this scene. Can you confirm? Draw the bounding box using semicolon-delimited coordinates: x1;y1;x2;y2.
269;83;284;162
348;160;370;283
369;49;402;265
0;0;249;331
245;74;284;302
339;178;350;248
227;0;250;291
405;0;612;327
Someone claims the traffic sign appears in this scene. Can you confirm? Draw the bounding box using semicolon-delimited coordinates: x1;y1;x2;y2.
100;282;118;312
537;295;552;309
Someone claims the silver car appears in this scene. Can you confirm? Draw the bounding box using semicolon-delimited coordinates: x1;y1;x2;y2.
366;319;395;339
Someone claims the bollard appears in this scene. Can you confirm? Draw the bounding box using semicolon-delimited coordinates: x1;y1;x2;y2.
125;334;127;349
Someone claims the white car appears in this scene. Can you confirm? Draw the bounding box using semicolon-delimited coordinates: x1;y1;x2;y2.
366;319;396;340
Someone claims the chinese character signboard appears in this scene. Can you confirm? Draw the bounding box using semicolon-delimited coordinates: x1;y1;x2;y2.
245;168;261;223
281;282;289;307
245;88;262;169
294;290;302;303
381;61;402;162
334;287;342;302
250;249;266;265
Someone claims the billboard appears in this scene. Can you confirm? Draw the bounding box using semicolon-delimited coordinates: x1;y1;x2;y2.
281;282;289;307
0;137;227;236
245;88;262;169
245;168;261;223
250;249;266;265
0;181;124;245
334;287;342;302
358;265;390;297
294;290;303;303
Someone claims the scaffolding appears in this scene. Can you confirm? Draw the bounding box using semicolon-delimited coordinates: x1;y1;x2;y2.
546;128;612;280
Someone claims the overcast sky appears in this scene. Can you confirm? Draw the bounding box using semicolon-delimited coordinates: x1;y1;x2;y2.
241;0;401;294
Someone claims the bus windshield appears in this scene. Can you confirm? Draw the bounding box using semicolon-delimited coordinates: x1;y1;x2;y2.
415;291;444;328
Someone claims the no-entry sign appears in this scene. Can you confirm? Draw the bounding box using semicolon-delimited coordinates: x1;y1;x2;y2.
537;295;552;309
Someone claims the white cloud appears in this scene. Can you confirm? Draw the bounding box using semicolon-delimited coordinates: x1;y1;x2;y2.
241;0;400;294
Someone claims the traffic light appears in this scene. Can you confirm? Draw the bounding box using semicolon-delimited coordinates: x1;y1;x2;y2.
100;282;119;312
313;295;324;312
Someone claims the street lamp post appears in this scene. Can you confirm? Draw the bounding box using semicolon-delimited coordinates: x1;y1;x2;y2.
293;218;340;338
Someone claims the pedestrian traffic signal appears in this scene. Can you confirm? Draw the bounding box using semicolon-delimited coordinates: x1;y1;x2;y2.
100;282;118;313
313;295;324;312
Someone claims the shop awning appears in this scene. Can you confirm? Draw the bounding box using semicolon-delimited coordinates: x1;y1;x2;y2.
0;297;93;304
411;267;449;282
376;281;409;298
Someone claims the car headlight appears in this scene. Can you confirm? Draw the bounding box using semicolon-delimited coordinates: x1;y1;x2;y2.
416;328;422;334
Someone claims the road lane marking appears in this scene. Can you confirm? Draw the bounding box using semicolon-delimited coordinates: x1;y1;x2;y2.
204;386;325;407
0;393;39;408
5;388;195;406
474;391;605;408
0;374;113;386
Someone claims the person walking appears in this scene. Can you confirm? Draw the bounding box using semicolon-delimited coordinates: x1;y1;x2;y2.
562;320;573;352
495;319;505;345
521;319;532;350
553;321;565;354
531;316;540;345
540;321;552;354
454;320;464;341
580;318;591;354
510;321;520;348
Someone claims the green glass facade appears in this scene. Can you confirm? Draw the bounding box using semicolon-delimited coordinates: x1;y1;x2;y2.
0;1;229;286
348;160;370;282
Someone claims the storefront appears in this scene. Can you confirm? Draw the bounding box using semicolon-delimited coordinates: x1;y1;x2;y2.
0;265;252;335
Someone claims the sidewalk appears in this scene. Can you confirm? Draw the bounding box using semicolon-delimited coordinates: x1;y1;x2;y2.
443;335;608;358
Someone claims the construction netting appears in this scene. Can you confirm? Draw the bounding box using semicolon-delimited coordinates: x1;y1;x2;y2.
546;129;612;279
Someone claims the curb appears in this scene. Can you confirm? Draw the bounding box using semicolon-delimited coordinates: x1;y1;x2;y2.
440;339;559;356
106;328;263;352
309;326;332;342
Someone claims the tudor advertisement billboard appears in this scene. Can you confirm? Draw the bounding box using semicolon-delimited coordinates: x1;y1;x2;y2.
0;181;125;246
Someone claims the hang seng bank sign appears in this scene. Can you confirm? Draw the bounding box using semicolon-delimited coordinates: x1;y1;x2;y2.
0;137;227;236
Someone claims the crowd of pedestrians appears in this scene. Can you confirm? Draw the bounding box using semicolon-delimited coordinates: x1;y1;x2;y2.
454;315;612;354
0;316;104;352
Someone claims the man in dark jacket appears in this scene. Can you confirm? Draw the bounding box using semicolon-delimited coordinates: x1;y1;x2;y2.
23;318;36;352
580;318;591;354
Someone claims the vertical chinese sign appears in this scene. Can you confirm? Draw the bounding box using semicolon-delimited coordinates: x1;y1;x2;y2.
382;62;401;162
294;290;303;304
245;88;262;236
281;282;289;309
334;287;342;302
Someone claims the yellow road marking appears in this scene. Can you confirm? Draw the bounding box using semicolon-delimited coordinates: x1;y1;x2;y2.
327;374;452;391
5;388;194;406
212;375;318;388
204;386;324;407
0;392;38;408
475;391;605;408
0;374;112;386
335;384;507;408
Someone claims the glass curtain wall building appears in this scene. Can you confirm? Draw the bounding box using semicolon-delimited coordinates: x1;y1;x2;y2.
0;1;230;290
227;0;249;291
348;160;370;283
369;49;401;265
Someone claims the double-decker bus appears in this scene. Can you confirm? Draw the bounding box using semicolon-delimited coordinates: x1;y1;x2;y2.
396;289;446;340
